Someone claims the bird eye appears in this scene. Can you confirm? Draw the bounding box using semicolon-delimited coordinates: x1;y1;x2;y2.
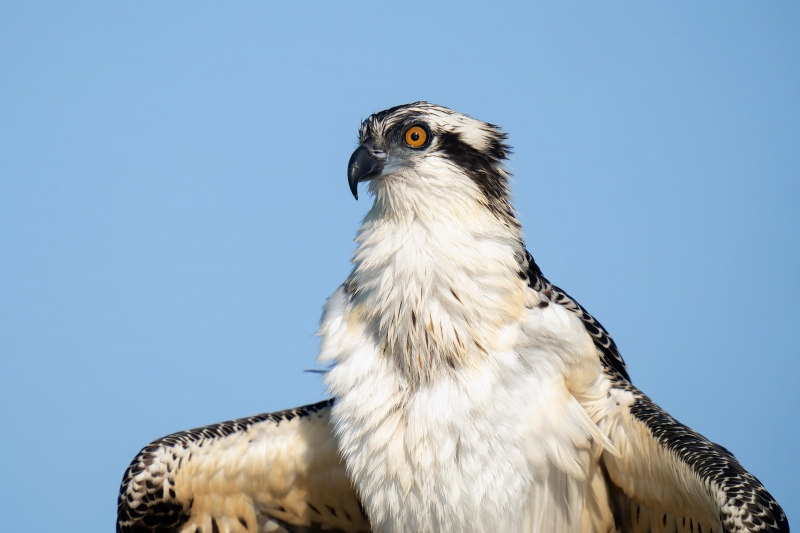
404;126;428;148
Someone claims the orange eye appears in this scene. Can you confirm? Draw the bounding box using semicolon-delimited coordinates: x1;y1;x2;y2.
404;126;428;148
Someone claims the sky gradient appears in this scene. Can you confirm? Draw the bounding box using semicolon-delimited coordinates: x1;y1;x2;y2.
1;2;798;530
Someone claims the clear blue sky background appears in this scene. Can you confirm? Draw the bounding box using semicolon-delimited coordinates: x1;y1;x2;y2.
1;2;797;530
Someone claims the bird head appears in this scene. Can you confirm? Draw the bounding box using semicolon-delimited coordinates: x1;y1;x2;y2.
347;102;517;227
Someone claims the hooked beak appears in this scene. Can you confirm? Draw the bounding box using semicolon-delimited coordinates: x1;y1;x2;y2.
347;144;386;200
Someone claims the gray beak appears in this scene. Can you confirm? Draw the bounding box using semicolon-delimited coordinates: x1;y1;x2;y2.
347;144;386;200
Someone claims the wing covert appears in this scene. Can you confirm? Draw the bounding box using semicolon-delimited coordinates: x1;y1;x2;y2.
524;249;788;532
117;400;371;533
599;377;789;533
523;250;630;381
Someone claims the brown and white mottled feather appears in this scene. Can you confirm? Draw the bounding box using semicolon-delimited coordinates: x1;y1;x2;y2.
525;253;788;533
117;401;369;533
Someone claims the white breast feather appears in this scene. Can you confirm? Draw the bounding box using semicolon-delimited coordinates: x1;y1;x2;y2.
318;159;618;532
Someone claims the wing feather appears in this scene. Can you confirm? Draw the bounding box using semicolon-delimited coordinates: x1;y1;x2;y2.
117;400;371;533
601;381;789;533
525;250;789;533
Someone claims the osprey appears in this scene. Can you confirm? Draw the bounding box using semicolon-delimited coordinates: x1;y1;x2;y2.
117;103;788;533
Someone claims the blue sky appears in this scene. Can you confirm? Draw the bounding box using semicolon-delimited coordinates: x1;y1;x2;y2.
1;2;798;530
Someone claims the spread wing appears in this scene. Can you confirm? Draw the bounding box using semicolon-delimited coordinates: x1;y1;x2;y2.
525;251;789;533
117;400;371;533
600;378;788;533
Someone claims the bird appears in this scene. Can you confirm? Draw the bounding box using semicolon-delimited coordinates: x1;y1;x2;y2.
117;102;788;533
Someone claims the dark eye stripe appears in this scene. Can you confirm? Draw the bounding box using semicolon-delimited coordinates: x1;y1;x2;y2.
436;131;515;221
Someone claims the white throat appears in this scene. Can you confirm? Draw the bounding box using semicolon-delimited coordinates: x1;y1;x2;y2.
345;166;527;384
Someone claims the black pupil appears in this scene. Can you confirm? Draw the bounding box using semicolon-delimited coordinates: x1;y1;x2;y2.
410;131;420;142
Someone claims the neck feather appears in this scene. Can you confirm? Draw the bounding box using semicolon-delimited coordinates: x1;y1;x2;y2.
346;178;527;384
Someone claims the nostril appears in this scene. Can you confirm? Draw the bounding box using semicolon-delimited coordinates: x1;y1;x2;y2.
370;150;388;160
